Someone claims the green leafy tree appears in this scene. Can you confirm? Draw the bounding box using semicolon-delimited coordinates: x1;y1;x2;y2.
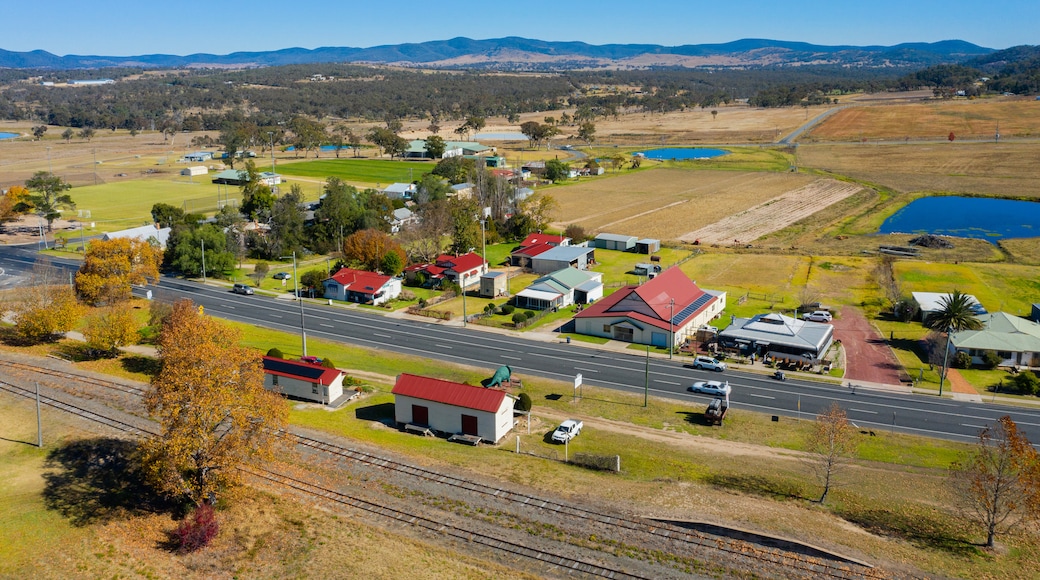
168;224;236;278
924;290;985;333
300;268;329;294
366;127;408;159
77;127;95;141
416;173;451;204
431;156;475;184
32;125;47;139
577;121;596;147
239;161;276;221
381;250;404;276
950;416;1040;547
151;202;186;228
543;159;570;182
19;171;74;231
218;122;247;167
448;197;481;256
61;128;74;143
424;135;446;159
267;184;307;259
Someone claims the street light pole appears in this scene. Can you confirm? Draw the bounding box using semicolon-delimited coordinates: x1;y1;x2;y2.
268;131;275;174
281;251;307;356
669;298;675;359
200;238;206;284
939;326;953;397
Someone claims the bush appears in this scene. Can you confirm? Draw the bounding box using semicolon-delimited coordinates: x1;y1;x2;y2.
266;348;284;359
981;351;1003;370
511;312;527;326
321;358;336;369
500;304;515;315
523;310;536;320
516;392;532;412
1010;371;1039;396
952;351;972;369
175;504;219;553
418;297;428;308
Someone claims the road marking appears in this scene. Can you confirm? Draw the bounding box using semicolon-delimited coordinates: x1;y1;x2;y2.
270;314;282;318
573;367;599;373
961;424;987;430
373;333;391;338
850;408;878;414
655;380;680;385
320;323;334;328
501;355;521;360
436;344;452;349
748;393;775;400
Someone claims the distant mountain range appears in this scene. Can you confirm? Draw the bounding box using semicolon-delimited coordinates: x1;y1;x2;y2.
0;37;996;71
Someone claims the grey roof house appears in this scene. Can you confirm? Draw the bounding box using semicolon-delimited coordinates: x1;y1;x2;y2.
719;312;834;363
949;312;1040;369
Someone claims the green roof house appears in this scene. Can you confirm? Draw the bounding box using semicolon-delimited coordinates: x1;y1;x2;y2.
950;312;1040;369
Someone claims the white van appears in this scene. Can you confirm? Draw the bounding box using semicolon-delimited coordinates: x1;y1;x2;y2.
802;311;832;322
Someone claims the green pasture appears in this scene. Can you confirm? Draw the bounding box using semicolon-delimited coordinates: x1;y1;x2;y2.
274;158;433;186
894;261;1040;317
583;145;795;173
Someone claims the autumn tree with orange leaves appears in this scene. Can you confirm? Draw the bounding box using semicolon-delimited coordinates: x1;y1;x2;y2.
950;415;1040;547
75;237;162;305
11;258;82;343
342;228;406;272
142;300;288;506
83;303;140;356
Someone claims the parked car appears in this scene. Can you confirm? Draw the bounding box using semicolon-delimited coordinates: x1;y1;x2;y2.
691;356;727;372
273;272;292;280
232;283;254;295
551;419;583;443
688;380;731;396
802;311;832;323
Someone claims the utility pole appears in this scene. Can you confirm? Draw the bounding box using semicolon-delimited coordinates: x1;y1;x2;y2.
36;382;43;448
281;252;307;356
644;346;650;407
200;238;206;284
939;327;953;397
669;298;675;359
92;148;98;186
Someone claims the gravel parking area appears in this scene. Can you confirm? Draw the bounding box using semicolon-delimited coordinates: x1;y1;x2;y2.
831;307;905;386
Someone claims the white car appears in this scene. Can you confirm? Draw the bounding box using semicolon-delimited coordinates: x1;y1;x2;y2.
692;356;727;372
688;380;731;396
802;311;832;323
551;419;583;443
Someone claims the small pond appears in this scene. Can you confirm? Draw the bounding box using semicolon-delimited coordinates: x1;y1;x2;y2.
0;132;19;140
636;147;728;160
285;144;355;151
879;196;1040;242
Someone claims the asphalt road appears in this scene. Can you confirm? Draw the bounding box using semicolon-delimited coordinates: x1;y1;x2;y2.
137;277;1040;446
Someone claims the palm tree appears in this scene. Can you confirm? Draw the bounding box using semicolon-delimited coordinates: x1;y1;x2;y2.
926;290;984;395
924;290;984;333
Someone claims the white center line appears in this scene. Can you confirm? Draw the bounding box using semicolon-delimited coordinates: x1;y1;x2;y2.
961;423;987;430
436;344;453;349
850;408;878;414
320;323;334;328
655;380;680;385
501;355;521;360
748;393;775;399
573;367;600;373
270;314;282;318
373;333;391;338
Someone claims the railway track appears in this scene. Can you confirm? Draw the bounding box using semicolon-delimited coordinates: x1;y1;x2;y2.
3;360;883;579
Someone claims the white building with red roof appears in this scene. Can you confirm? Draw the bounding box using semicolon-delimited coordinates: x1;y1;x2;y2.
322;267;402;305
518;233;570;248
392;373;516;443
262;356;346;405
433;252;487;288
573;267;726;348
510;233;571;267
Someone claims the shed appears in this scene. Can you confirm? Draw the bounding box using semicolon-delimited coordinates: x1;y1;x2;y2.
184;151;213;162
262;356;345;405
181;166;208;177
594;233;637;251
479;271;508;298
633;263;661;276
530;245;595;274
392;373;515;444
636;238;660;254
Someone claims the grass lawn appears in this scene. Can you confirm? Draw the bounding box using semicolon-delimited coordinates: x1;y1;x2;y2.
275;158;433;186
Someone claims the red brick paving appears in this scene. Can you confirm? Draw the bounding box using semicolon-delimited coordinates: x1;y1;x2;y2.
943;368;980;395
831;306;905;385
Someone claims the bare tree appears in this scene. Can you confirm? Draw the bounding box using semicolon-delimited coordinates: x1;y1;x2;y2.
950;416;1040;547
806;403;857;504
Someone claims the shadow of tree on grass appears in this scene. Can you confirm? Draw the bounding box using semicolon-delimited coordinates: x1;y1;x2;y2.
705;473;808;501
121;354;161;377
42;438;177;527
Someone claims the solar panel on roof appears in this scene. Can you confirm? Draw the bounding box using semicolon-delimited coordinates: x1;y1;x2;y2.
263;358;327;380
672;294;713;325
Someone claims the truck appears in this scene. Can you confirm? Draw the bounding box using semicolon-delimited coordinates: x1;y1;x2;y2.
551;419;583;443
704;397;729;425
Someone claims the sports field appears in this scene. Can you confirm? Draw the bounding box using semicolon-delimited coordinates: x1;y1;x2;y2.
275;158;433;187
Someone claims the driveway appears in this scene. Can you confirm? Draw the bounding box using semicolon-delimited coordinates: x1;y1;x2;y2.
832;307;905;386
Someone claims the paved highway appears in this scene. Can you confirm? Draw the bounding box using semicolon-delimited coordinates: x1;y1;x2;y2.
139;278;1040;446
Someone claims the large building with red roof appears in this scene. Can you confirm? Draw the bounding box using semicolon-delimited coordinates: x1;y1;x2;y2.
392;373;515;443
322;267;402;305
573;267;726;348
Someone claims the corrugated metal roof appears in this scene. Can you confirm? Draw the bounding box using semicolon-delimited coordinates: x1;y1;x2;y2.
262;356;341;385
392;373;508;413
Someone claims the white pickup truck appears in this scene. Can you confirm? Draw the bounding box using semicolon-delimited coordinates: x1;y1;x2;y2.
551;419;583;443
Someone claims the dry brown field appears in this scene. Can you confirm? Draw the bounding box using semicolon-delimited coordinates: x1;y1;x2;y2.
796;141;1040;197
547;168;816;241
806;97;1040;141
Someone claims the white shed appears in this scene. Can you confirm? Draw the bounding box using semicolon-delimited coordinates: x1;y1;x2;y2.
392;373;515;444
262;356;345;405
181;166;208;177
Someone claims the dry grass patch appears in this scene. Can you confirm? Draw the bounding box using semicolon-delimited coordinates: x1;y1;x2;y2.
808;98;1040;141
550;168;814;240
797;142;1040;197
1000;237;1040;265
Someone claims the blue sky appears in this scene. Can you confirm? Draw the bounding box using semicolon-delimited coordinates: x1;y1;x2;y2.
4;0;1036;56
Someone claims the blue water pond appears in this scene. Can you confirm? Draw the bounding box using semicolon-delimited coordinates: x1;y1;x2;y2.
879;196;1040;242
0;132;19;140
636;147;728;160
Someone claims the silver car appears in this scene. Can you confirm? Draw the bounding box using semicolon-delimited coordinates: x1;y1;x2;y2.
692;356;727;372
688;380;731;396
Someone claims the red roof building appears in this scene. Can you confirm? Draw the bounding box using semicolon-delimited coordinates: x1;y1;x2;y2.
434;252;488;288
510;242;555;266
392;373;515;443
573;267;726;348
519;233;570;248
262;356;346;405
322;267;402;305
